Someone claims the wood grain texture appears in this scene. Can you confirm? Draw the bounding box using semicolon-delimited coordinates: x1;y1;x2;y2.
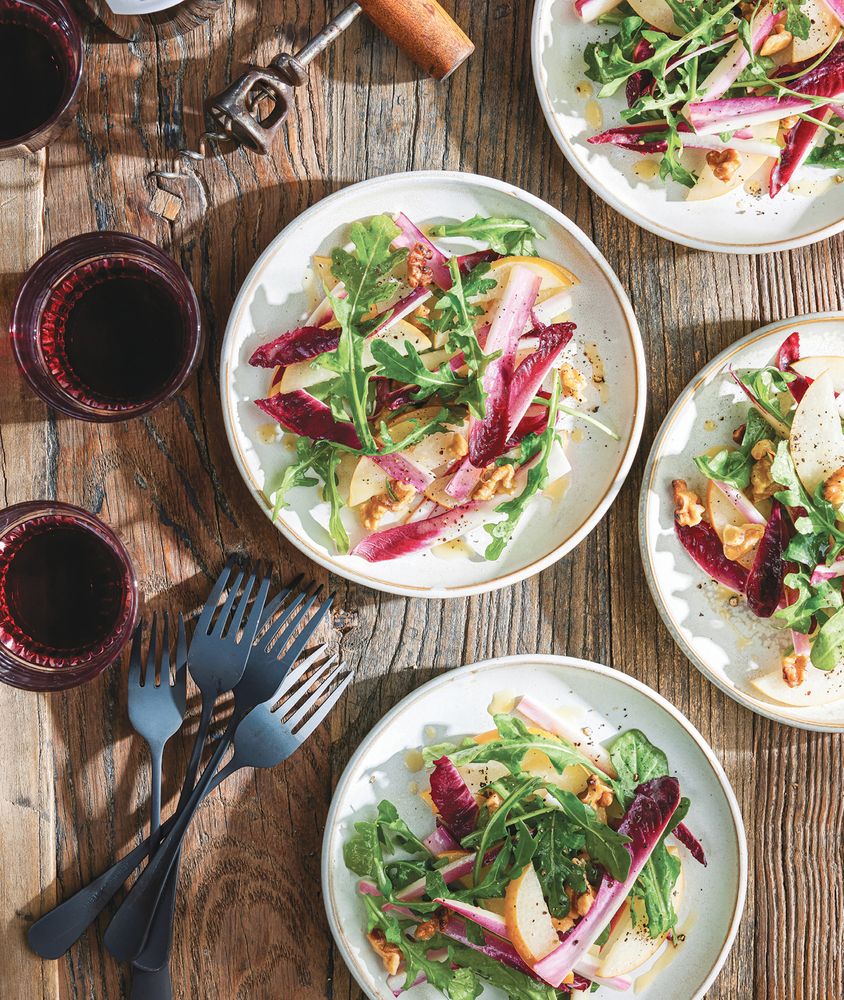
0;0;842;998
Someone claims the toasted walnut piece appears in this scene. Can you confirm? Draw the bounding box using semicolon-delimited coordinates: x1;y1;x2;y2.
407;242;434;288
552;914;576;934
760;25;793;56
732;423;746;445
706;148;742;183
749;441;781;502
782;652;809;689
560;363;586;403
361;479;416;530
415;919;439;941
574;887;595;917
367;930;402;976
722;522;766;561
739;1;755;16
824;466;844;508
672;479;705;527
780;115;800;132
448;432;469;459
473;463;517;502
483;790;503;813
579;773;614;810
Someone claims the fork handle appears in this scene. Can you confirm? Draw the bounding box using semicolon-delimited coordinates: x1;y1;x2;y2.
26;766;228;960
104;742;238;962
130;964;173;999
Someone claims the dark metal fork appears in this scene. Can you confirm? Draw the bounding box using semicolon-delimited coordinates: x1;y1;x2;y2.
127;613;188;839
26;572;333;962
131;584;335;975
105;585;337;963
26;559;272;961
104;646;353;964
126;614;187;1000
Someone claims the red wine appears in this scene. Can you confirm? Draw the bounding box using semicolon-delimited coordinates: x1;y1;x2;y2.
0;516;128;657
39;256;191;409
0;7;68;142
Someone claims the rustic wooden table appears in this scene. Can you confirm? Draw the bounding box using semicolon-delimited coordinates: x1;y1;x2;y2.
1;1;843;997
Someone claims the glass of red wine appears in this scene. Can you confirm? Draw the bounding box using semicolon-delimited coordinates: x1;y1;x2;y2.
11;232;204;421
0;501;138;691
0;0;84;156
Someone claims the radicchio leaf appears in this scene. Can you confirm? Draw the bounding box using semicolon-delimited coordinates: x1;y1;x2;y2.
674;518;750;594
774;331;812;402
249;326;339;368
429;756;479;839
255;390;362;449
746;499;791;618
673;822;707;867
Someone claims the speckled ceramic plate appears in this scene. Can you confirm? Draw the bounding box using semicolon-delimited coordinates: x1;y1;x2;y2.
220;171;645;598
640;313;844;731
531;0;844;254
322;654;747;1000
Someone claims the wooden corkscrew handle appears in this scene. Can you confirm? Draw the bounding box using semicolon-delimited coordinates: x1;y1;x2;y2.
359;0;474;80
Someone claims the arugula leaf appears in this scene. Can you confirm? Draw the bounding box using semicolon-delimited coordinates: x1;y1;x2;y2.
610;729;669;796
471;778;542;884
484;374;562;560
370;339;490;420
739;367;796;430
344;820;394;896
446;966;483;1000
661;125;697;189
807;143;844;169
776;570;842;633
811;606;844;671
421;737;476;768
324;215;407;450
772;441;844;557
266;437;320;520
533;811;588;918
376;800;429;856
450;714;597;778
447;942;559;1000
428;215;543;256
693;408;772;490
543;786;632;883
311;443;349;553
423;260;496;377
774;0;811;39
633;842;681;937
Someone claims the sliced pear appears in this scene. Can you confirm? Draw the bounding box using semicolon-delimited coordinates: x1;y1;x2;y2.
705;480;759;570
789;371;844;495
348;458;387;508
457;761;510;794
687;123;779;201
792;0;839;63
752;664;844;706
628;0;680;34
597;850;684;978
505;863;560;965
361;318;431;367
791;355;844;393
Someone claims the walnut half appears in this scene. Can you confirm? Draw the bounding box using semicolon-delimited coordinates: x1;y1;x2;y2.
824;466;844;508
706;148;742;183
722;522;765;562
367;929;401;975
407;242;434;288
782;652;808;689
672;479;704;527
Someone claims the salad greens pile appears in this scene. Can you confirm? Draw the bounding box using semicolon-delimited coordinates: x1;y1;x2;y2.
578;0;844;197
249;212;612;564
345;703;703;999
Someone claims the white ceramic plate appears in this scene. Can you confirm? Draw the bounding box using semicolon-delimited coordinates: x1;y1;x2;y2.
322;654;747;1000
531;0;844;254
220;171;645;598
640;313;844;731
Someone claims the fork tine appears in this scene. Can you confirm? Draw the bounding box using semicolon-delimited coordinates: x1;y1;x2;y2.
277;655;339;725
174;614;188;708
291;669;353;741
232;565;273;648
144;612;158;686
257;575;303;637
275;592;335;673
272;645;330;702
261;588;308;653
127;624;143;689
211;567;246;638
160;610;171;686
195;557;238;635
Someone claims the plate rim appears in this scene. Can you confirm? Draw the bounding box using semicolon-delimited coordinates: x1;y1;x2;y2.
320;652;748;1000
638;311;844;731
220;169;647;599
529;0;844;255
